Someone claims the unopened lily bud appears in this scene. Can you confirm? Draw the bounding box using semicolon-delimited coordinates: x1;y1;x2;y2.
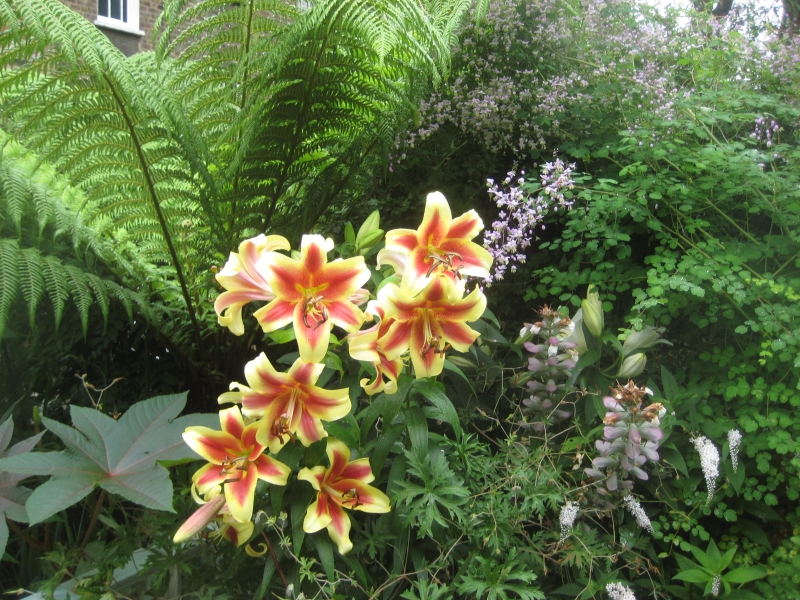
356;228;385;255
356;210;381;245
581;285;604;338
621;326;670;357
562;308;587;354
174;494;226;543
618;353;647;379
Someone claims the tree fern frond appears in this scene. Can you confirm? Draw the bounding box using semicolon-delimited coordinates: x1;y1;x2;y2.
63;264;92;336
40;254;69;332
18;247;45;329
0;239;19;339
0;161;28;236
104;280;133;322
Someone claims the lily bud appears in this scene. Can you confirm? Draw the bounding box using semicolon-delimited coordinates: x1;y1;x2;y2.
356;210;381;245
581;285;604;338
174;494;226;543
618;353;647;379
621;326;670;357
562;308;587;355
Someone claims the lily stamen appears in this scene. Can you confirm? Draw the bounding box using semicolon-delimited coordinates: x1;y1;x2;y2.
341;488;363;509
421;335;450;358
425;250;465;277
302;294;329;329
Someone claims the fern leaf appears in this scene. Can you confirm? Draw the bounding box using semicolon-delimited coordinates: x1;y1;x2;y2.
18;247;45;329
105;281;133;322
40;255;69;332
0;239;19;339
84;273;111;332
1;161;29;236
64;265;92;337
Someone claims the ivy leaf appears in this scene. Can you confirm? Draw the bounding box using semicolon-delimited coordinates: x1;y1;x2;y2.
0;393;214;524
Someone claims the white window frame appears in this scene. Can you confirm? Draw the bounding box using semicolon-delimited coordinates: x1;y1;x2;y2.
95;0;144;36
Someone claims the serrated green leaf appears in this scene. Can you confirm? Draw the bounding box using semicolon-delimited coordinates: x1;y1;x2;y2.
26;473;97;524
1;393;209;524
413;380;462;438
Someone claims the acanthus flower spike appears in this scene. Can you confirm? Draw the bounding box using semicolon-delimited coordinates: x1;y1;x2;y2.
219;354;351;452
384;191;493;296
214;234;291;335
297;438;390;555
377;275;486;378
182;406;291;523
255;234;371;363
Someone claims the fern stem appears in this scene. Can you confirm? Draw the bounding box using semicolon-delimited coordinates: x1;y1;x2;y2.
103;74;204;352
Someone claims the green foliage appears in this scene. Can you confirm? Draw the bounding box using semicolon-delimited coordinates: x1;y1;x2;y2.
0;135;153;339
0;393;215;523
673;539;767;598
0;0;486;422
0;418;44;557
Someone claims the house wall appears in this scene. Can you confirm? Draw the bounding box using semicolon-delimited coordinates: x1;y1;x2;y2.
60;0;162;55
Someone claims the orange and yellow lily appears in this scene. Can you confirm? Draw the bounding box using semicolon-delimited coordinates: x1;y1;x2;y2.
348;302;403;395
384;192;492;296
220;354;351;452
255;235;370;363
182;406;291;523
377;275;486;378
214;234;291;336
297;438;390;555
173;495;253;547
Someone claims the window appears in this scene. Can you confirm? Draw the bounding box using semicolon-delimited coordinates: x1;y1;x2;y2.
95;0;144;35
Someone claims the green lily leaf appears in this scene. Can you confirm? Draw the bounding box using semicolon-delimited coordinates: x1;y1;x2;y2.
673;569;712;583
724;565;768;584
0;393;216;524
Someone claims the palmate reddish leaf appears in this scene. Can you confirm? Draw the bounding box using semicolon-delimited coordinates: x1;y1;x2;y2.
0;418;45;556
0;393;217;524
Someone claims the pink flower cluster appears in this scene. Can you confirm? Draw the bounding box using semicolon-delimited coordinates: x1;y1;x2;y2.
483;160;575;283
585;382;664;494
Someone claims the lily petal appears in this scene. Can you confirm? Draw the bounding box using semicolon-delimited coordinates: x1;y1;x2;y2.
224;465;259;523
303;494;333;533
326;502;353;555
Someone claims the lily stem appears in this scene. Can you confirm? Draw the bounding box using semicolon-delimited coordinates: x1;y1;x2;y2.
261;531;288;588
79;489;107;553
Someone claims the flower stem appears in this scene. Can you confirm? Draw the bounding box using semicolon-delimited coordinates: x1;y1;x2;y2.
261;530;288;588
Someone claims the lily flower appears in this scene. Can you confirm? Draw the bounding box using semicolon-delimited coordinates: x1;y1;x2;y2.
348;302;403;395
214;234;291;335
182;406;291;523
384;192;493;296
621;326;671;356
255;235;370;363
297;438;390;555
173;496;255;547
219;354;351;452
377;275;486;378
